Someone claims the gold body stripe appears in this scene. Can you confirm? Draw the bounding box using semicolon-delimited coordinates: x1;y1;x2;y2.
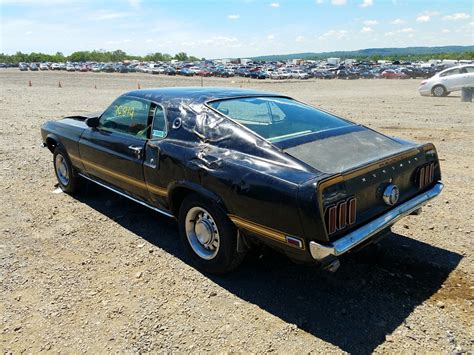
228;215;305;250
68;153;167;197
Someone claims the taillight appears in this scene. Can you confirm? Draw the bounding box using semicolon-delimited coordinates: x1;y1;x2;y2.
418;162;435;189
420;80;427;86
324;197;357;235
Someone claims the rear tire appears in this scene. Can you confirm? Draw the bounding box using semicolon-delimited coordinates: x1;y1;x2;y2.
432;85;447;97
53;147;81;194
178;194;245;274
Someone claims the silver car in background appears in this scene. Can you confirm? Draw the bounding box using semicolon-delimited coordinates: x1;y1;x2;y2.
419;65;474;97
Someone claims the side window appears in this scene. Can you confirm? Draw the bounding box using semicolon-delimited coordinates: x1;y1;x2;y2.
464;67;474;73
99;96;150;138
151;105;167;139
440;68;461;77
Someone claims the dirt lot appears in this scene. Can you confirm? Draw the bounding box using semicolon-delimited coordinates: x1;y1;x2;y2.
1;69;473;353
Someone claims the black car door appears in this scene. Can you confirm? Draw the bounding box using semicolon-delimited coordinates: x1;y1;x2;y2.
79;96;152;199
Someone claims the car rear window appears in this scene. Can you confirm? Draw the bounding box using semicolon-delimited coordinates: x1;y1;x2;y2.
208;97;351;143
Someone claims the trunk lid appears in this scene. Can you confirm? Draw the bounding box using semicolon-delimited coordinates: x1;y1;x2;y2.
283;126;440;241
283;125;415;173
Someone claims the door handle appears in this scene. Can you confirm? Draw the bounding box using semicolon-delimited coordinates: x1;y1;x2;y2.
128;145;143;158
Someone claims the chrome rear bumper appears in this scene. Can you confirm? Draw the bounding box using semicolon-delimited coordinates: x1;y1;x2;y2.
309;182;444;262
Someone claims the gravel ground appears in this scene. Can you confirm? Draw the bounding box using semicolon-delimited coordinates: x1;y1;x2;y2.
0;69;473;353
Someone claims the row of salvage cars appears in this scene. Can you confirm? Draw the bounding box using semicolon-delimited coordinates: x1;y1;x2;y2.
41;87;443;273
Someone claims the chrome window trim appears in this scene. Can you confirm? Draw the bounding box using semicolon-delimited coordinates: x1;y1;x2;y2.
149;102;169;141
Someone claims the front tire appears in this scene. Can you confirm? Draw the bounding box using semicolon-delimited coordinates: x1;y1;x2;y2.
53;147;81;194
178;194;245;274
432;85;447;97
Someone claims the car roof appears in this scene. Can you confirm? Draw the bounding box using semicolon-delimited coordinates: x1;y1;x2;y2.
440;64;473;72
124;87;285;104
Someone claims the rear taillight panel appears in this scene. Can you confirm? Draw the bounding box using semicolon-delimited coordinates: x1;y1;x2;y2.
416;162;435;189
324;197;357;235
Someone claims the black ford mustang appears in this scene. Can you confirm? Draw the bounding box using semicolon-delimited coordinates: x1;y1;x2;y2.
41;87;443;273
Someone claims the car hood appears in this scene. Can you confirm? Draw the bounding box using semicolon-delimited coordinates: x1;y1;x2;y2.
282;125;416;173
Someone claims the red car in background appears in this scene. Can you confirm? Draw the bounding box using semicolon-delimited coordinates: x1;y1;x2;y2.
197;69;212;77
381;69;409;79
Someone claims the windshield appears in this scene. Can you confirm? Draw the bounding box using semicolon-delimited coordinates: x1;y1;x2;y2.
208;96;351;143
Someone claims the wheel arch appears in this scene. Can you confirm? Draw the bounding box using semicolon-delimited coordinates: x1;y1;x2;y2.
45;133;61;153
168;181;229;217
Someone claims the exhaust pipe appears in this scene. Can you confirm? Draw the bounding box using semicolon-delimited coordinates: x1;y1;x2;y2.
323;259;340;273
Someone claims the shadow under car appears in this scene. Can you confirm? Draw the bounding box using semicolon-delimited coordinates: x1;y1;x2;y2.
73;182;462;354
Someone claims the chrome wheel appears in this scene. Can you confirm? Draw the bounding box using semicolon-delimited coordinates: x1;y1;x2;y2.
433;86;445;97
185;207;220;260
55;154;69;186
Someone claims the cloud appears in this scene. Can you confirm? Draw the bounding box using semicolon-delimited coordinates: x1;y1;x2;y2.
128;0;141;9
316;0;324;3
416;15;431;22
181;36;240;48
89;10;130;21
360;0;373;8
295;35;304;42
267;34;275;40
25;31;33;35
443;13;471;21
270;2;280;7
227;14;240;19
385;27;415;36
361;26;373;33
331;0;346;5
319;29;348;40
390;18;405;25
363;20;378;26
441;29;450;33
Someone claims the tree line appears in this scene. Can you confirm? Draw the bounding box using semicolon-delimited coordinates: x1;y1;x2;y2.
1;49;473;65
305;51;474;62
0;50;202;64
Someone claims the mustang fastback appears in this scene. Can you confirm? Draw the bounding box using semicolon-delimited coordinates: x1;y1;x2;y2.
41;87;443;273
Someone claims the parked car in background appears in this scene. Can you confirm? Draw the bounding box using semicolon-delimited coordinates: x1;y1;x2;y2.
29;63;39;71
291;70;310;79
250;71;267;79
337;69;358;80
115;65;129;73
380;69;409;79
102;65;115;73
39;63;49;70
179;68;194;76
66;64;75;72
19;63;29;71
359;70;376;79
151;66;165;75
418;65;474;97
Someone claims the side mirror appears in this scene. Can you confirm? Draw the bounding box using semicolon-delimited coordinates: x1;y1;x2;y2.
86;116;100;128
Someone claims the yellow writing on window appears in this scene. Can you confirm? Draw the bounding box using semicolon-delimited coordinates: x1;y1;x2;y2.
114;105;135;120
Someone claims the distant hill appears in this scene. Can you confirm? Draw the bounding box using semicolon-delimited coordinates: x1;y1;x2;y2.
251;46;474;61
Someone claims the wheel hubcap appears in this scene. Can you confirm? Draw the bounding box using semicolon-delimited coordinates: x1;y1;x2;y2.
185;207;220;260
55;154;69;186
434;87;444;96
